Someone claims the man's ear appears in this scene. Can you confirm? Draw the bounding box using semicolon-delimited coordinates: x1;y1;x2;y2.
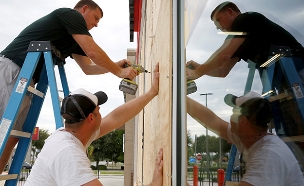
227;8;234;16
86;113;94;123
238;115;247;124
81;5;89;13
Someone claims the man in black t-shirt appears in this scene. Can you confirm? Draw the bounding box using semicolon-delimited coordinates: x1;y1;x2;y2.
186;1;304;80
0;0;138;173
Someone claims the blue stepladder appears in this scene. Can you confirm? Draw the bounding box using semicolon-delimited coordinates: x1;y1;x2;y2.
224;45;304;184
259;46;304;136
258;46;304;170
0;41;70;186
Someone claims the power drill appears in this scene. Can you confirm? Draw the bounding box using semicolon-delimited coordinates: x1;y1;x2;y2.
186;65;197;95
119;63;150;95
187;80;197;95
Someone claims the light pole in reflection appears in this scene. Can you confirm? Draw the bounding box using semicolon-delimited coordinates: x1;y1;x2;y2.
200;93;213;173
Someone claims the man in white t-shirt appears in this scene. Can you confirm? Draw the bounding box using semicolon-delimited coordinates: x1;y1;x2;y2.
25;64;163;186
187;91;304;186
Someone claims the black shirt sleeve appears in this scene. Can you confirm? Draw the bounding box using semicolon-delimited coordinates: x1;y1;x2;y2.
59;10;91;36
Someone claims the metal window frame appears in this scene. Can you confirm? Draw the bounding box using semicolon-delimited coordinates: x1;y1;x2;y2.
172;0;187;185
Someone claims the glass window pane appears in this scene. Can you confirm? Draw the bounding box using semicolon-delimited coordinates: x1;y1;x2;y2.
186;1;304;185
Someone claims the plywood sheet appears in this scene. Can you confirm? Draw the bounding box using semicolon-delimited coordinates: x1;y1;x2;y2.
135;0;173;185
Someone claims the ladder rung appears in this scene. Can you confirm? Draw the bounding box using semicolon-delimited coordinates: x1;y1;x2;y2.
269;92;293;102
28;86;44;98
10;130;31;138
281;135;304;142
0;174;18;181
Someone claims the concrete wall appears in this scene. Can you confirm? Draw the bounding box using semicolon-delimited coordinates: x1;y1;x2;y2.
134;1;173;185
124;49;137;186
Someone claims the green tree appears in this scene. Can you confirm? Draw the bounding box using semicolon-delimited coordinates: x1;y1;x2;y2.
109;130;124;163
90;137;105;168
31;128;50;163
193;134;231;163
89;130;124;168
187;130;194;159
222;139;232;153
194;135;206;154
208;135;218;153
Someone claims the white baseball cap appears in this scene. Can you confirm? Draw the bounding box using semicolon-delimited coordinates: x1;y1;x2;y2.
60;88;108;123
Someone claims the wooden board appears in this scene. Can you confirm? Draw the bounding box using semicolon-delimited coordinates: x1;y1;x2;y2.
135;0;172;185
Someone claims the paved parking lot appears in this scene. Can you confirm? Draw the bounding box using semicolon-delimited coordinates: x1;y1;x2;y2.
98;175;124;186
1;173;217;186
0;173;125;186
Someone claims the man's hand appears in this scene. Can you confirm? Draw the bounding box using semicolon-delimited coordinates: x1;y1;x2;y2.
186;60;201;80
116;59;131;68
115;59;137;79
150;148;163;186
186;60;200;69
149;63;160;96
186;68;200;80
119;68;137;80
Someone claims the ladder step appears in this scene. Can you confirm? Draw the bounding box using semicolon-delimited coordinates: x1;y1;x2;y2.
0;174;18;181
281;135;304;142
10;130;31;138
269;92;293;102
28;86;44;98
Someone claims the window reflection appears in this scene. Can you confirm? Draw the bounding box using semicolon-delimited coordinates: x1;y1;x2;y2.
186;1;304;185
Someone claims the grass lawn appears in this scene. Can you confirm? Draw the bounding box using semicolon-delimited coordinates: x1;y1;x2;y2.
93;170;124;175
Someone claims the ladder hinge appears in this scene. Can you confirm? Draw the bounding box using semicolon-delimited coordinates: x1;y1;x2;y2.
27;41;64;60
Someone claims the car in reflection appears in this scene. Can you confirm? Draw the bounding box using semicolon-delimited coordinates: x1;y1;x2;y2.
4;161;32;170
22;162;32;169
233;166;240;173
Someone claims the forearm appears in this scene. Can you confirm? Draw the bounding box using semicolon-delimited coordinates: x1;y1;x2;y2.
205;58;238;77
73;54;110;75
187;97;229;139
73;34;121;76
87;45;121;76
196;37;243;77
99;90;157;137
82;63;109;75
205;68;226;77
197;52;229;77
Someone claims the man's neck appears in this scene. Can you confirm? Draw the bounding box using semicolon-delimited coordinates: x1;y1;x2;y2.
241;133;267;149
64;128;88;147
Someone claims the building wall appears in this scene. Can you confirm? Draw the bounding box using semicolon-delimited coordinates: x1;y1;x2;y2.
134;1;172;185
124;49;137;186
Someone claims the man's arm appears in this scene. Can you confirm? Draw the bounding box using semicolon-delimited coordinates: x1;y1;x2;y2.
72;53;109;75
83;179;103;186
186;37;245;80
238;181;253;186
187;96;229;140
205;57;239;77
148;148;163;186
72;34;137;79
98;63;159;138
